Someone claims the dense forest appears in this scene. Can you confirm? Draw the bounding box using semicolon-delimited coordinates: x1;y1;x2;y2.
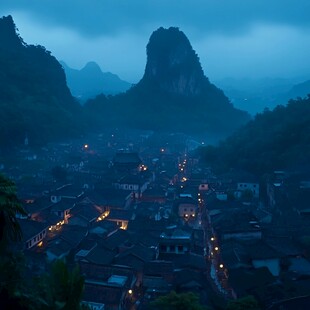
0;16;83;147
199;96;310;175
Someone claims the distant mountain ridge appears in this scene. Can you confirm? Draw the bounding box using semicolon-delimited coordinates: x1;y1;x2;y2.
216;77;310;115
85;27;250;140
286;80;310;100
61;61;131;101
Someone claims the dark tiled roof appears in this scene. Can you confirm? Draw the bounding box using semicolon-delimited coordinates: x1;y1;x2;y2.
102;229;131;251
83;282;124;305
144;261;174;276
48;225;88;249
228;267;275;296
127;218;169;233
268;295;310;310
113;152;141;164
221;241;250;269
70;201;103;222
265;237;302;256
32;208;62;225
50;198;75;212
174;269;205;287
51;184;84;198
116;244;156;262
89;221;119;237
18;219;48;242
107;208;133;221
85;245;116;265
46;238;72;257
246;241;283;260
118;174;142;184
173;253;207;270
22;196;52;215
142;276;171;292
114;253;145;271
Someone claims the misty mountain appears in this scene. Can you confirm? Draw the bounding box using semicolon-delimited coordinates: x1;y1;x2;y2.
285;79;310;101
199;95;310;175
85;27;250;140
0;15;83;146
61;61;131;101
216;77;310;115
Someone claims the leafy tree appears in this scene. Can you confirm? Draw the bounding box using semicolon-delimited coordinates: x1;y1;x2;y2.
37;260;85;310
199;96;310;176
0;174;26;251
226;295;260;310
0;174;30;309
149;291;209;310
0;174;87;309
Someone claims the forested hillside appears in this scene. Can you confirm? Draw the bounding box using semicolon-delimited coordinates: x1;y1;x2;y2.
0;16;83;146
199;96;310;175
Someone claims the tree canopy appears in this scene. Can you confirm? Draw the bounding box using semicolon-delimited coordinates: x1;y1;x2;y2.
199;96;310;176
149;291;209;310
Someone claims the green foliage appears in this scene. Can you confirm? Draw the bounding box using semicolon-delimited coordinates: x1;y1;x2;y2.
0;15;83;147
226;295;261;310
0;174;26;251
0;172;86;309
200;96;310;175
37;260;85;310
0;256;86;310
149;291;209;310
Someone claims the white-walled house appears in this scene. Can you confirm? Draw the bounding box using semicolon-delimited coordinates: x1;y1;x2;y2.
236;182;260;198
18;219;48;249
113;174;149;198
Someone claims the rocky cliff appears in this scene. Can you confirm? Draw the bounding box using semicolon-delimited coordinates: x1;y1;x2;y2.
143;27;205;96
87;27;250;138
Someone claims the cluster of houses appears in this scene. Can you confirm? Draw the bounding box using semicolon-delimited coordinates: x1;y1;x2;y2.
14;146;211;309
5;131;310;309
199;170;310;308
